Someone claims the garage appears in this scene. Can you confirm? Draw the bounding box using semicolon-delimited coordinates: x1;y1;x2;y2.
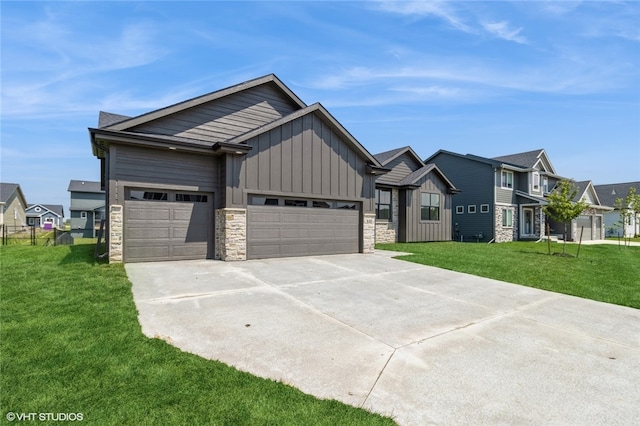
576;215;593;241
124;189;213;262
247;196;359;259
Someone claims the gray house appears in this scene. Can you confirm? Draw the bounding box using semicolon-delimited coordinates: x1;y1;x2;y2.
68;180;105;238
594;181;640;237
26;204;64;229
0;182;28;232
427;149;609;242
373;146;458;243
89;74;386;263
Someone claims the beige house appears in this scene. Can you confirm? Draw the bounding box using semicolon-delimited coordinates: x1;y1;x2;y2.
0;183;28;233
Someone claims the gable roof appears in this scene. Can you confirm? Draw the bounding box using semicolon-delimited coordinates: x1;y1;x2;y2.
493;149;557;175
593;182;640;207
373;146;423;167
226;102;382;166
395;163;459;191
103;74;307;132
425;149;529;171
573;180;607;207
99;111;132;128
0;182;27;205
68;180;104;193
26;204;64;218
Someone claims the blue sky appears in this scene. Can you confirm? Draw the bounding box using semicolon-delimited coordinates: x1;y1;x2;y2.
2;1;639;215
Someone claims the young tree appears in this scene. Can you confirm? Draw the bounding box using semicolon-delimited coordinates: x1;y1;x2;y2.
543;179;589;255
614;186;639;244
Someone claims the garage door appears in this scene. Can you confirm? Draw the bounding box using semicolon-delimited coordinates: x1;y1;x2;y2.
577;215;592;241
594;216;602;240
124;189;213;262
247;198;359;259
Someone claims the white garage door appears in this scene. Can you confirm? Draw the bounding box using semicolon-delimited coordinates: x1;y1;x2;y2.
124;189;213;262
247;197;360;259
577;215;592;241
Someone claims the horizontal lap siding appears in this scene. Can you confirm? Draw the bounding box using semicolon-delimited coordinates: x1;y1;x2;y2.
129;85;300;142
228;112;374;212
110;145;221;207
376;153;423;185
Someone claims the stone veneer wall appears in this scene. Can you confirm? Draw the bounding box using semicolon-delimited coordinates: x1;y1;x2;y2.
375;188;399;243
363;213;376;253
215;208;247;261
109;204;123;263
494;205;518;242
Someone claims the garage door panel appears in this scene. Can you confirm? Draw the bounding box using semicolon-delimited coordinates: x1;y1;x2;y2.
125;192;213;262
248;204;359;259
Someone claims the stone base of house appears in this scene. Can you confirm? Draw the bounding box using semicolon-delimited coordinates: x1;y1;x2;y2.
375;221;397;243
109;204;123;263
215;208;247;261
363;213;376;253
494;205;518;243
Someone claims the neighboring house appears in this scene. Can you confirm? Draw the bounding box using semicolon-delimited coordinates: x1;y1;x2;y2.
68;180;105;238
0;182;28;233
594;182;640;237
373;146;458;243
89;74;386;263
426;148;609;242
26;204;64;229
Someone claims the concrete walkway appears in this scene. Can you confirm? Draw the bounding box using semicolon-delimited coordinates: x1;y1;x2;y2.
126;251;640;425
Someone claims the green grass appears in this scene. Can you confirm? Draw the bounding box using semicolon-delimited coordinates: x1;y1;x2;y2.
376;241;640;309
0;243;394;425
606;236;640;243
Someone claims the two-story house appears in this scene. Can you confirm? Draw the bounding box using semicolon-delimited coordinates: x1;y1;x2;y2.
426;149;608;242
373;146;458;243
0;182;28;233
68;180;105;238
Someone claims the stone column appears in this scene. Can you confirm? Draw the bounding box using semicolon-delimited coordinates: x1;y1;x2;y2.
363;213;376;253
215;208;247;261
109;205;123;263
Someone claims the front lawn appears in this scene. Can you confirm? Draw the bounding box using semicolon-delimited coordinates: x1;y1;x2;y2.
376;241;640;309
0;243;394;425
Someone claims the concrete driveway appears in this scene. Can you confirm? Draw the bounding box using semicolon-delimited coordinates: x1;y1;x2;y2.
126;251;640;425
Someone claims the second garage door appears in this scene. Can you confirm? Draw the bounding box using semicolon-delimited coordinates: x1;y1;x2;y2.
247;199;359;259
124;189;213;262
576;215;593;241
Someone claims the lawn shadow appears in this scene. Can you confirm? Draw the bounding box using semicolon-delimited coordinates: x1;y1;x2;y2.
59;243;108;266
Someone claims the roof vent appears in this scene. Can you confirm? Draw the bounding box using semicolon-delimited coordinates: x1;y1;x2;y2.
611;189;616;195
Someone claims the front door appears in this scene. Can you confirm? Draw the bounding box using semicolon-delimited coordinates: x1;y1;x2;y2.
522;208;535;236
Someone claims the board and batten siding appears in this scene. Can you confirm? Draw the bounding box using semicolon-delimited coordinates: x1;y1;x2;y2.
376;153;423;186
109;145;222;207
128;84;300;143
226;112;375;213
401;174;453;242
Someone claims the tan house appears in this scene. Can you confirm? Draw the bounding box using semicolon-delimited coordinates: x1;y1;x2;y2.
0;183;28;233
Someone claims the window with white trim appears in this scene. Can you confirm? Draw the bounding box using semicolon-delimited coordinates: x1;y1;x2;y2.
532;172;540;191
480;204;490;213
80;211;87;219
501;170;514;189
468;205;477;214
456;206;464;214
502;208;513;227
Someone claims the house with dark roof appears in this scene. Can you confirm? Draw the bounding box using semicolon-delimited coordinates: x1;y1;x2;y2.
373;146;458;243
89;74;387;263
0;183;28;232
426;149;610;242
594;181;640;237
68;180;105;238
26;204;64;229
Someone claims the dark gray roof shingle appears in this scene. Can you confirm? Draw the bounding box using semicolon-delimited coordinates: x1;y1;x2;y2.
594;182;640;207
492;149;544;168
0;183;20;203
67;180;104;193
98;111;132;128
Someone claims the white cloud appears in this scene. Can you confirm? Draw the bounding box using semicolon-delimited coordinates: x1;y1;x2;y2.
481;21;528;44
375;0;473;32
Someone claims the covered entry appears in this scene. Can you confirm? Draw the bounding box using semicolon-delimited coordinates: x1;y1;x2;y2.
247;196;360;259
124;189;213;262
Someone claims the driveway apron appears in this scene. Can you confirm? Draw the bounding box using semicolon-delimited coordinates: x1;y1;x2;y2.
126;251;640;425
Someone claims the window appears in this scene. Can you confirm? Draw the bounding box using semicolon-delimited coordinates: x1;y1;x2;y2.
28;217;35;226
480;204;490;213
80;211;87;219
542;177;549;193
375;188;391;220
501;171;514;189
335;202;357;210
284;199;307;207
502;209;513;227
532;172;540;191
251;196;279;206
421;193;440;221
176;193;208;203
456;206;464;214
468;205;477;214
129;190;167;201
